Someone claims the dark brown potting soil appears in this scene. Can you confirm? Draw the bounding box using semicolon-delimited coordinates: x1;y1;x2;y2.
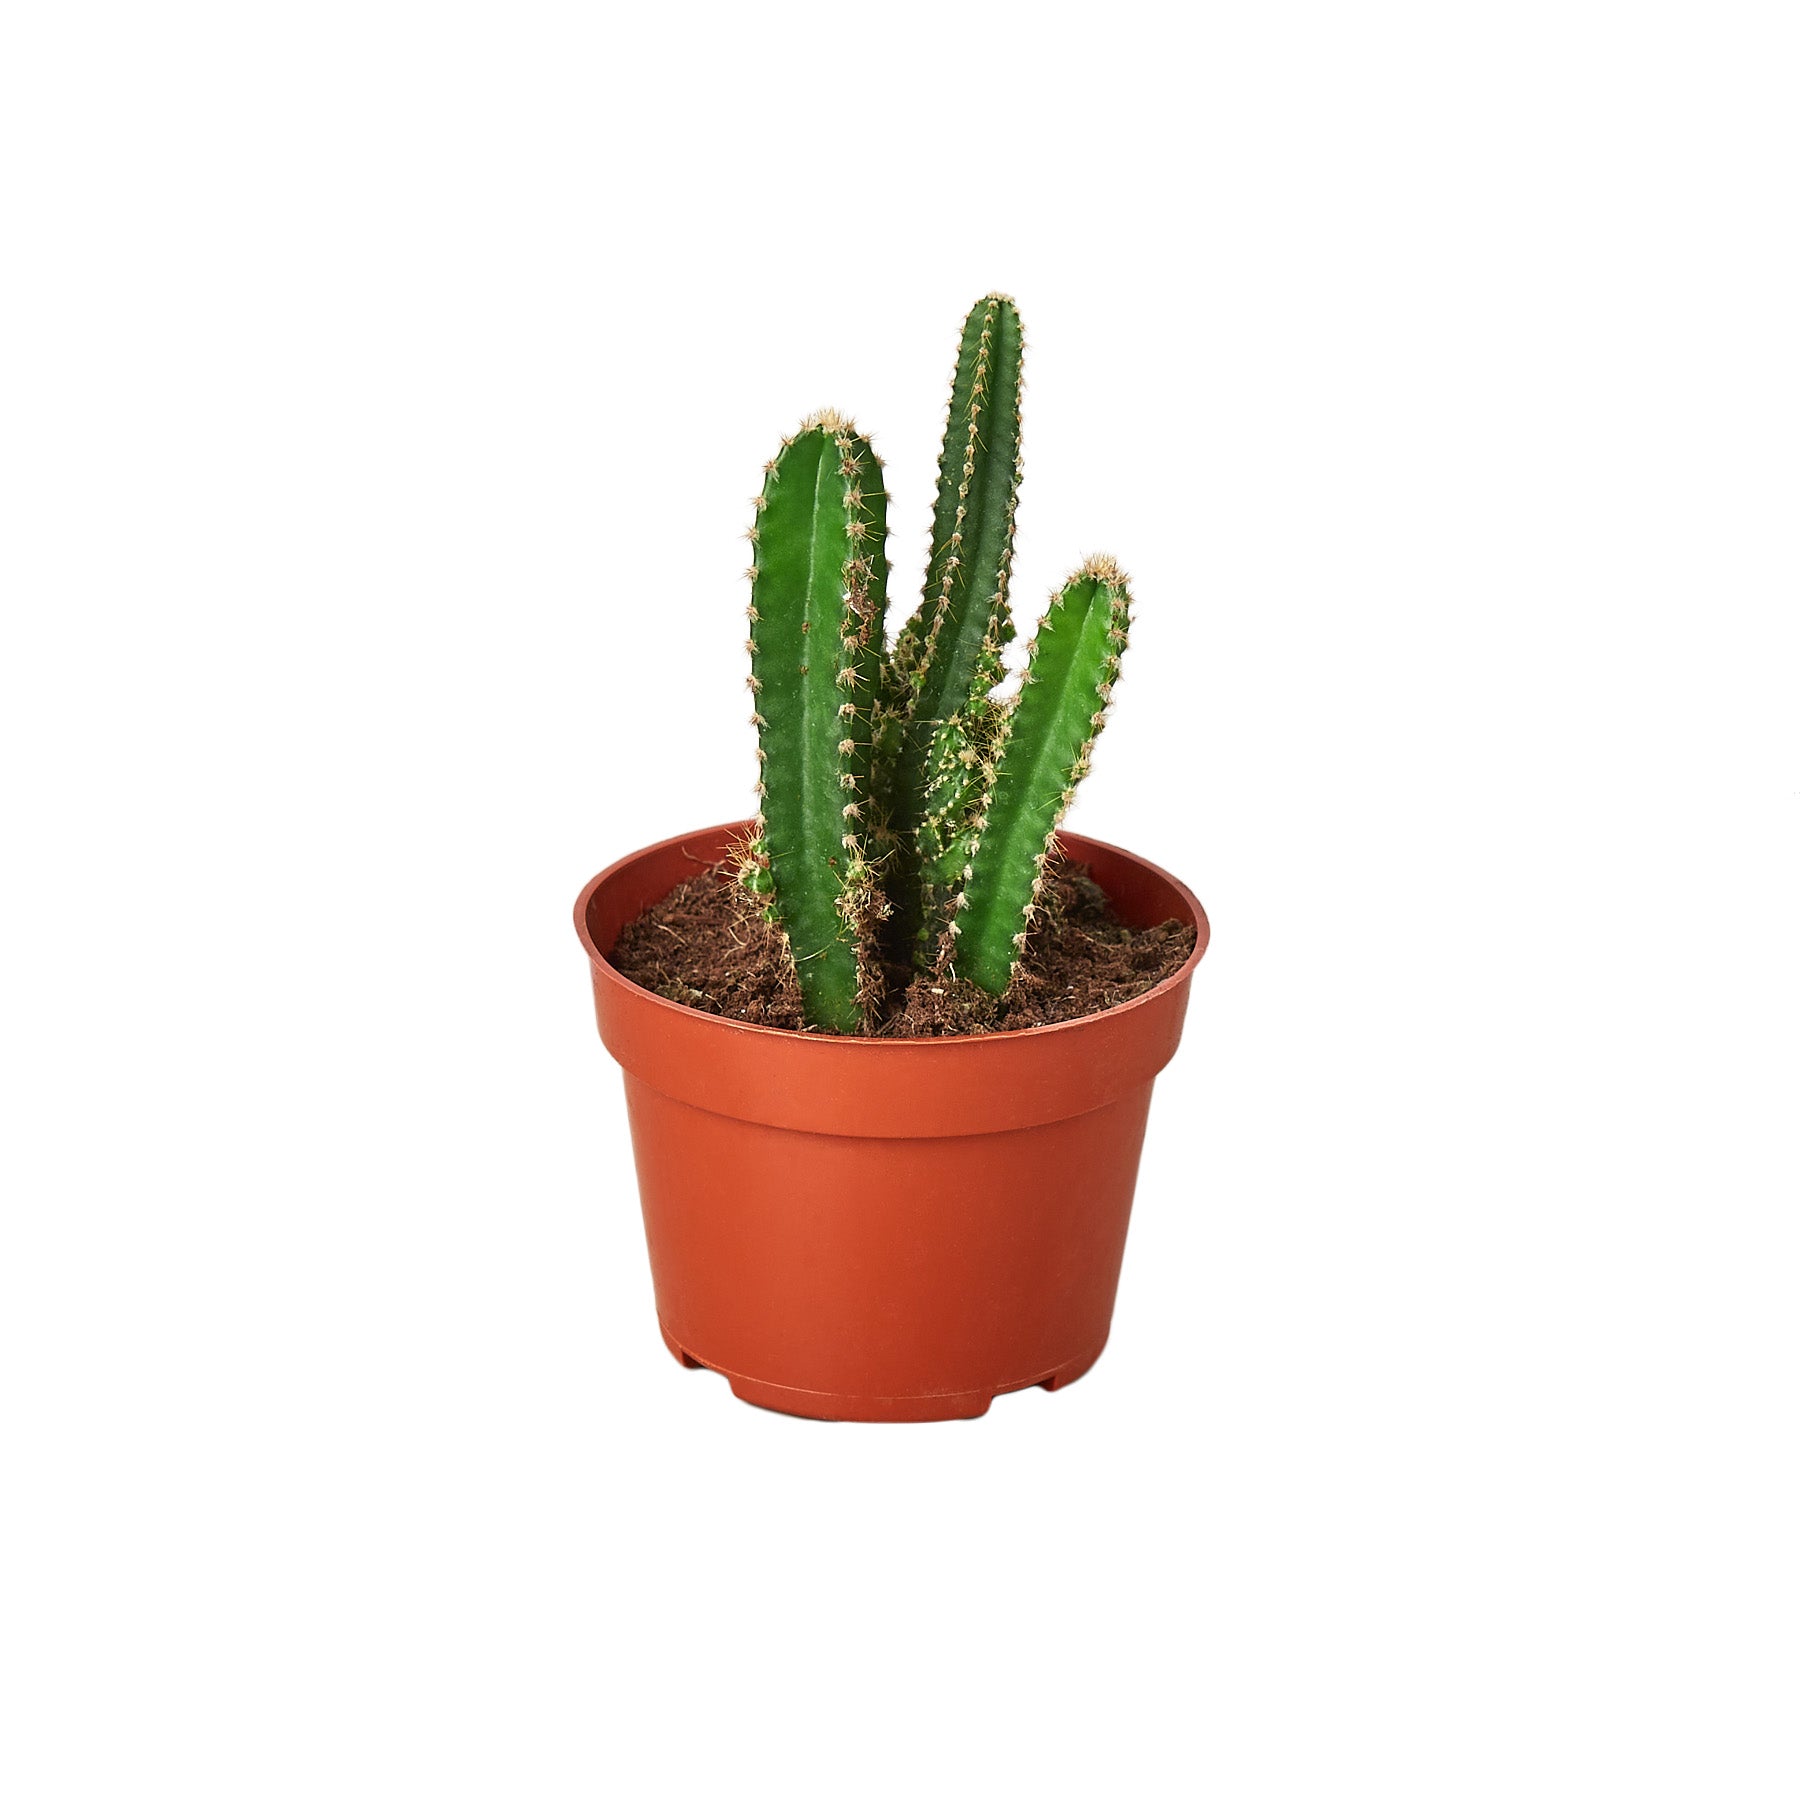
607;857;1196;1037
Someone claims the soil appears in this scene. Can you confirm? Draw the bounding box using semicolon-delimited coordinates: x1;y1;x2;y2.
607;856;1196;1037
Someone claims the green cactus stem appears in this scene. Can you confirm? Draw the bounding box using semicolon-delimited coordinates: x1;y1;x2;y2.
915;714;977;955
951;557;1132;995
888;294;1024;910
911;609;1007;964
739;412;890;1031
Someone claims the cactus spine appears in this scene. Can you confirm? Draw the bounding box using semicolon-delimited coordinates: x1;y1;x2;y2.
740;413;890;1032
736;301;1134;1028
950;559;1132;995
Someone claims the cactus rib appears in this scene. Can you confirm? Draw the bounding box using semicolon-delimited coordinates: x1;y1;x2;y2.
741;413;890;1030
951;558;1131;995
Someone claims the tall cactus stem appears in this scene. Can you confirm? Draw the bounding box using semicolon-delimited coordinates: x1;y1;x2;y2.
886;295;1025;942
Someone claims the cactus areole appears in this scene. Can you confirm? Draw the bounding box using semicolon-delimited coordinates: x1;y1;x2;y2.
573;298;1209;1421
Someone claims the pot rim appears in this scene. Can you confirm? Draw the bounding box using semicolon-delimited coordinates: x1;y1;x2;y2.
575;819;1209;1049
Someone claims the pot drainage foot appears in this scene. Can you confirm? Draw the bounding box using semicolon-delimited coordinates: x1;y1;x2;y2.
1037;1338;1108;1392
658;1321;703;1369
725;1373;994;1423
652;1321;1112;1422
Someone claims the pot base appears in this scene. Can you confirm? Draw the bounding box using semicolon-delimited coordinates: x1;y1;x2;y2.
658;1320;1107;1423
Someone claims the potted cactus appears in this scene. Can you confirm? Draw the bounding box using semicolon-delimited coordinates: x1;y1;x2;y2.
575;296;1209;1421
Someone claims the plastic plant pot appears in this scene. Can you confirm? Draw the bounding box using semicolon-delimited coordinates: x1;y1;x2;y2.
575;821;1208;1422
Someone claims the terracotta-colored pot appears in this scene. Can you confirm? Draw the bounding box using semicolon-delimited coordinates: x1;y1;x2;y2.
574;821;1209;1422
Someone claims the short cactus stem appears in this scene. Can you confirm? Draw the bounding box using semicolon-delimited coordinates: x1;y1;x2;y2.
910;603;1008;964
951;558;1132;995
742;413;890;1031
914;713;977;962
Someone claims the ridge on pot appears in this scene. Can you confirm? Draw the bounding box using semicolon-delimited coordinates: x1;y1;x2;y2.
575;822;1208;1422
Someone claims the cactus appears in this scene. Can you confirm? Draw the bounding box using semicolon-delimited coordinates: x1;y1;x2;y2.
888;295;1024;959
740;302;1132;1029
738;412;890;1033
910;606;1007;967
890;294;1024;714
950;558;1132;993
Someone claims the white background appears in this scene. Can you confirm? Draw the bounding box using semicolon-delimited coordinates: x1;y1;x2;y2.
3;3;1796;1795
